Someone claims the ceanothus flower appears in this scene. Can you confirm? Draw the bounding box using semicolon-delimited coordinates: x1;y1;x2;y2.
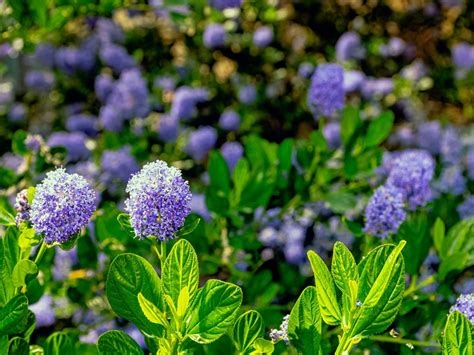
47;132;90;162
298;62;314;79
203;24;226;49
99;105;124;132
185;126;218;161
386;149;435;210
238;84;257;105
221;142;243;172
269;314;290;345
15;189;30;226
343;70;365;92
158;114;180;142
415;121;442;155
95;74;115;102
7;103;26;123
441;126;463;165
100;146;139;194
457;196;474;219
450;294;474;324
253;26;273;48
171;86;210;120
66;114;98;136
361;78;394;99
435;165;466;196
307;64;344;119
380;37;406;57
364;185;406;238
25;71;55;92
336;32;365;62
219;109;240;131
125;160;191;241
30;168;97;245
29;293;55;328
322;122;341;149
99;44;136;73
209;0;242;10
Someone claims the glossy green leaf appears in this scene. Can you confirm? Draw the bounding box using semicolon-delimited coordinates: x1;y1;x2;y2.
251;338;274;354
0;295;28;337
0;228;20;306
0;207;15;226
331;242;359;296
307;250;341;325
97;330;144;355
137;292;168;327
232;310;264;353
12;260;38;288
8;337;28;355
288;286;322;354
44;331;74;355
364;111;394;148
433;217;445;253
351;241;406;337
442;311;473;355
341;106;361;145
162;239;199;308
325;191;357;214
106;253;163;335
394;214;430;275
183;280;242;344
18;228;40;250
175;215;201;237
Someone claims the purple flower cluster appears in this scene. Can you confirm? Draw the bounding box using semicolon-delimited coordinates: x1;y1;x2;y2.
457;196;474;219
203;24;227;49
253;26;273;48
171;86;210;120
209;0;242;10
14;189;31;226
386;149;435;210
238;84;257;105
185;126;218;161
307;64;344;119
323;122;341;149
8;103;26;122
435;165;466;196
100;147;139;194
364;185;406;238
336;32;365;62
219;109;240;131
66;114;98;136
47;132;90;162
99;44;136;73
125;160;192;241
25;71;55;92
221;141;243;171
450;294;474;324
158;114;180;142
269;315;290;345
30;168;97;244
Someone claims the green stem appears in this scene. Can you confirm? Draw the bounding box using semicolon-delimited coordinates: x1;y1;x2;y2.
370;335;441;348
160;242;167;275
335;332;354;355
34;240;47;265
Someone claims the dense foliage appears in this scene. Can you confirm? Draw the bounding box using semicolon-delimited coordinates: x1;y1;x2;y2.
0;0;473;354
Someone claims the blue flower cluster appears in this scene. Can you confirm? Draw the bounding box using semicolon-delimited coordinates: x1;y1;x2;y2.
450;293;474;324
125;160;192;241
307;64;344;119
30;168;97;244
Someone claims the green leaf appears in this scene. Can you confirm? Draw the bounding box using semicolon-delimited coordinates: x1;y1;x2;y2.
18;228;41;250
288;286;322;354
232;310;264;353
177;286;190;318
394;214;430;275
12;260;38;288
307;250;341;326
117;213;132;231
0;228;20;306
162;239;199;308
442;311;473;355
183;279;242;344
351;241;406;337
331;242;359;296
325;191;357;214
0;207;16;226
364;111;394;148
433;217;445;254
106;253;164;335
44;332;74;355
12;130;28;156
341;106;361;145
175;215;201;237
8;337;28;355
251;338;274;354
97;330;144;355
29;0;47;26
208;151;231;196
0;295;29;336
137;292;168;327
